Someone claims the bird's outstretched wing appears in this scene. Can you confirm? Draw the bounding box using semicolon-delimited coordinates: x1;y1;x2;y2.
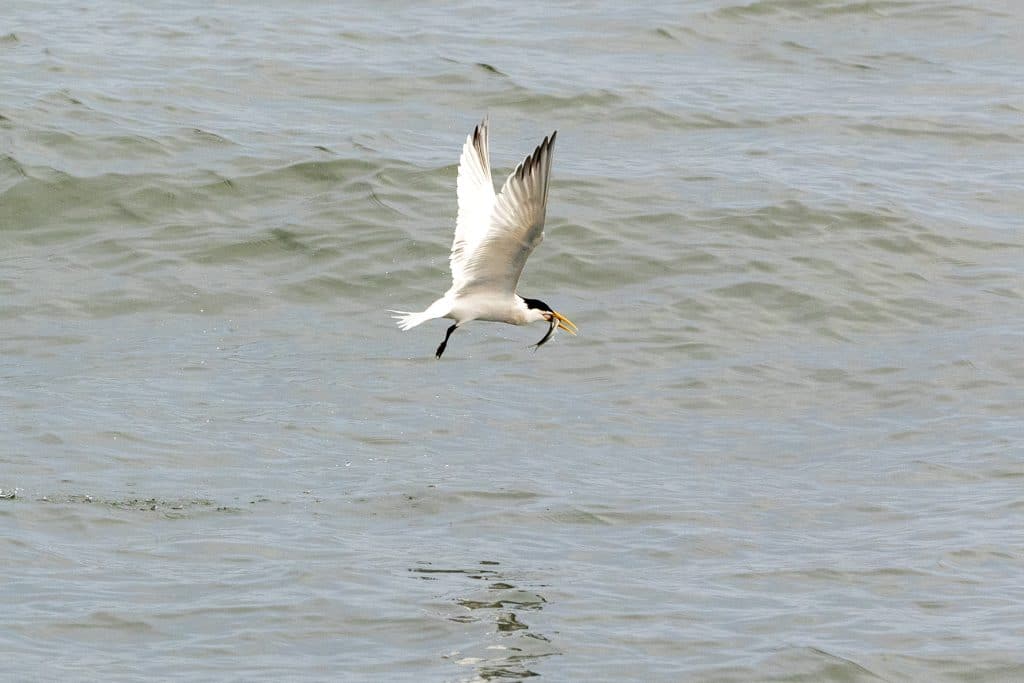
451;128;556;296
449;119;496;291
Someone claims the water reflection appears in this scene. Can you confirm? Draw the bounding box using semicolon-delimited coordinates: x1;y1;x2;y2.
410;561;559;680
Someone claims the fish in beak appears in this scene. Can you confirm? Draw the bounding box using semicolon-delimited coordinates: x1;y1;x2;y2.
532;311;578;350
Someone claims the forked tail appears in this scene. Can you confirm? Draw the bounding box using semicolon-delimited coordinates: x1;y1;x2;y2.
389;310;431;331
389;298;450;331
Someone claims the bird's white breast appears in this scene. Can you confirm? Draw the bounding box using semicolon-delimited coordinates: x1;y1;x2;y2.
446;292;527;325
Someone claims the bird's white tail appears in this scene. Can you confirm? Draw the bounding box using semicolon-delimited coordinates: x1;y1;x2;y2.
389;298;451;331
389;310;432;331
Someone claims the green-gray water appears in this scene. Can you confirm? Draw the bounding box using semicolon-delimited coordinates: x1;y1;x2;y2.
3;1;1022;680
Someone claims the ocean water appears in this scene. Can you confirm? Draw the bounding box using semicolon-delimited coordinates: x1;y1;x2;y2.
2;1;1022;680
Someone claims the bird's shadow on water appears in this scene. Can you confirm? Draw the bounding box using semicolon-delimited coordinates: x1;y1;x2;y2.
409;560;559;680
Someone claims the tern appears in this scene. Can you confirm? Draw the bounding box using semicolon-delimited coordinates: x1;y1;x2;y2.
391;118;577;358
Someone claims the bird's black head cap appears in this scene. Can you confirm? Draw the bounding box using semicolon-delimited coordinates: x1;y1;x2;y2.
522;297;552;312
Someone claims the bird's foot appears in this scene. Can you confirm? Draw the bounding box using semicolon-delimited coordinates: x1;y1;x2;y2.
436;323;458;359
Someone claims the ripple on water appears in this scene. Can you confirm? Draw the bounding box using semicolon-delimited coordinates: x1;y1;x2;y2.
413;560;560;681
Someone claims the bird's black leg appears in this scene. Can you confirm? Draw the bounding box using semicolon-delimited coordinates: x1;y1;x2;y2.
435;323;458;359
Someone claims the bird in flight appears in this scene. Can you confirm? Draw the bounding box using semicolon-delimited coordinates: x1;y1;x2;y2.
391;118;577;359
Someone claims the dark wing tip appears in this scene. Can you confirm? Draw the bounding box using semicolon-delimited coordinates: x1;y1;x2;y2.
473;115;490;140
538;132;555;165
510;128;557;182
470;117;490;164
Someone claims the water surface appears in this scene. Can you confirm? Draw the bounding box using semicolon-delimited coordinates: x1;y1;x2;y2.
2;1;1023;680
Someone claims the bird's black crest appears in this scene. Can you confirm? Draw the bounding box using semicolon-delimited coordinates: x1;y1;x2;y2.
522;297;551;312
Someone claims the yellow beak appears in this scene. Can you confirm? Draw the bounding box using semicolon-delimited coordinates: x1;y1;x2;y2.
551;311;578;335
